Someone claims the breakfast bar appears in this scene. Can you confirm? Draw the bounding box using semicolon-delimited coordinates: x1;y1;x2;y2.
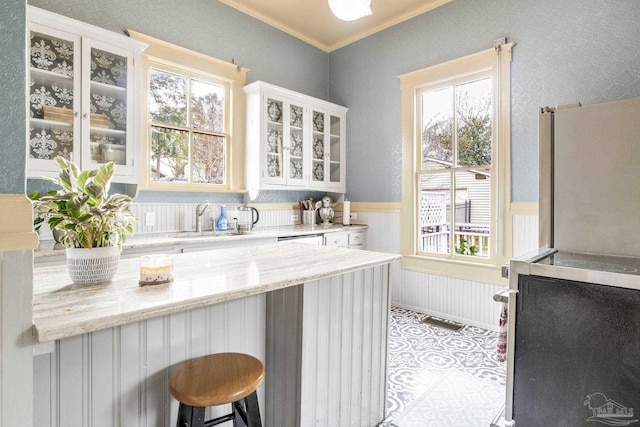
32;242;399;426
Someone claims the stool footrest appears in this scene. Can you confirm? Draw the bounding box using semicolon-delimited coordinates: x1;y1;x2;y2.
203;412;234;427
177;391;262;427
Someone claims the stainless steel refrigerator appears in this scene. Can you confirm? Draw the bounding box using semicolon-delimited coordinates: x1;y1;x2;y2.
504;97;640;426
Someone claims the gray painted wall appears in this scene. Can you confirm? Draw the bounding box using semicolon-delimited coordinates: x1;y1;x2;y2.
330;0;640;202
0;0;26;194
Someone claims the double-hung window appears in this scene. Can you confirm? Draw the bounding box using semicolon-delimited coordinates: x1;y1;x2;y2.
148;65;228;184
399;43;513;285
129;30;246;191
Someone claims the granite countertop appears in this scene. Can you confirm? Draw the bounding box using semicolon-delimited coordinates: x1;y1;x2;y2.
35;223;368;258
32;241;398;343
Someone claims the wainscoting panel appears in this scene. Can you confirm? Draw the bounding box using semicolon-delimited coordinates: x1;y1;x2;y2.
512;214;539;257
355;211;538;331
266;265;390;427
129;203;300;235
300;268;389;427
33;295;266;427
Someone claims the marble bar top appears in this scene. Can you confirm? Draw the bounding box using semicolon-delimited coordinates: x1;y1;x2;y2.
35;223;368;258
33;242;399;343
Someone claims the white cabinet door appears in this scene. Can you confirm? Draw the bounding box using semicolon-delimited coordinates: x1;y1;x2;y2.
327;112;346;191
81;38;137;180
348;230;366;249
28;23;81;174
309;107;346;191
27;7;145;184
263;95;286;186
324;231;349;247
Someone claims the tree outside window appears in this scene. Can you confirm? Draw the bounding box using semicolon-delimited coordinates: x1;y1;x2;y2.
148;68;227;184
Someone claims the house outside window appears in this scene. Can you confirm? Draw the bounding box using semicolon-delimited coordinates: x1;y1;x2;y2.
128;30;247;192
399;43;513;285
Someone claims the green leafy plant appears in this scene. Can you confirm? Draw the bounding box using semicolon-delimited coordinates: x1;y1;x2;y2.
455;237;479;256
29;156;137;249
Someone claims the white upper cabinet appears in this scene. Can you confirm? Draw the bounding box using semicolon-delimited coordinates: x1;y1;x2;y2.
27;7;146;183
244;81;347;196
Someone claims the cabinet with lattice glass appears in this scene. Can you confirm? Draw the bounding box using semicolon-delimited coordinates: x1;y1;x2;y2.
244;81;347;195
27;6;146;183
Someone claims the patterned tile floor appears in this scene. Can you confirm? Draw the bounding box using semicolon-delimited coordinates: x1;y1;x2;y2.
379;307;506;427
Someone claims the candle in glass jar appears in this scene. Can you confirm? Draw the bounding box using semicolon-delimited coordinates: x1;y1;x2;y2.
139;254;173;286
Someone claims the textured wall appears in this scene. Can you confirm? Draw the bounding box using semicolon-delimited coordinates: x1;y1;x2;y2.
0;0;26;194
26;0;330;203
28;0;329;99
19;0;640;202
330;0;640;202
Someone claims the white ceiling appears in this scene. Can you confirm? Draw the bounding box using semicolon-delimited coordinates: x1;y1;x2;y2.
218;0;452;52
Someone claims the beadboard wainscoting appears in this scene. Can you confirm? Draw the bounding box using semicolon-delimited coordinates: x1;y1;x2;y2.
266;265;390;427
356;208;538;331
130;203;301;235
33;295;266;427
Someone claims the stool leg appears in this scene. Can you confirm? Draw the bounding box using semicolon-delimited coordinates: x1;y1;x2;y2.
177;403;205;427
244;391;262;427
232;401;245;427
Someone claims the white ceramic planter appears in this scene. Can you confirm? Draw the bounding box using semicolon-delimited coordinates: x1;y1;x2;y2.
65;246;121;285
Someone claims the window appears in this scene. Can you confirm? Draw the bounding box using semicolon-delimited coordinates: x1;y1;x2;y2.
148;67;228;184
399;43;513;285
128;31;247;191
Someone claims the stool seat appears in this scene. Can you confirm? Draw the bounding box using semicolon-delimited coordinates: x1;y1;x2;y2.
170;353;265;408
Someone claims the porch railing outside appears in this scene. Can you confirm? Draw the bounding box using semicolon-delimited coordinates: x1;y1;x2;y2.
419;223;490;257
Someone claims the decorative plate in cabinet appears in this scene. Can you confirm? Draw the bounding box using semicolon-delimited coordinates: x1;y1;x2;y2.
313;137;324;160
313;111;324;132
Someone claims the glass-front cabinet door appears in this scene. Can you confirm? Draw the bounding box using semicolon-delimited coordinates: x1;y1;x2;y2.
28;24;81;173
311;108;327;187
310;107;346;190
328;113;345;189
27;7;145;184
264;96;285;185
287;101;306;186
81;39;135;177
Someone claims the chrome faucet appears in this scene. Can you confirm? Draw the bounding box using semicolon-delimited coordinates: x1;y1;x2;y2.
195;201;209;232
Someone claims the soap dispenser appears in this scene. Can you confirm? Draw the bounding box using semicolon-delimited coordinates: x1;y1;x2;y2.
216;205;229;231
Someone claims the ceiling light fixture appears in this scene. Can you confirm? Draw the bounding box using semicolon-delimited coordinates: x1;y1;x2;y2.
328;0;372;21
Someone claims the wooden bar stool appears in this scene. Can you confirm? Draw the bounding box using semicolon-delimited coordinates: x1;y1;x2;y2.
170;353;265;427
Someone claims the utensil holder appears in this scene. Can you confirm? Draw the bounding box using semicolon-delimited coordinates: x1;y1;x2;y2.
302;210;317;225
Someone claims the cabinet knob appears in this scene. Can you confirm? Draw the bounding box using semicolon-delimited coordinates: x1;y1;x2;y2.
74;112;80;118
83;113;88;119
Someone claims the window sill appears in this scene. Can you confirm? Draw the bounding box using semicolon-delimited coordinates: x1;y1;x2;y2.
401;254;508;286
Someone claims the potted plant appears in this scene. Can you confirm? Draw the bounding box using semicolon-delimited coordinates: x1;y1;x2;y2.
30;156;137;285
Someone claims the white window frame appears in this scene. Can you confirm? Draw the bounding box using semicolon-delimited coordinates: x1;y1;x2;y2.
399;43;513;285
128;30;247;192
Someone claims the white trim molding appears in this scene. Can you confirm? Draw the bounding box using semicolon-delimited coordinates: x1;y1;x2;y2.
398;43;514;287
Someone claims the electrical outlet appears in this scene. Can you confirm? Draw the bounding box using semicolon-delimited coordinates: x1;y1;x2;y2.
145;212;156;228
291;214;299;222
349;213;357;220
